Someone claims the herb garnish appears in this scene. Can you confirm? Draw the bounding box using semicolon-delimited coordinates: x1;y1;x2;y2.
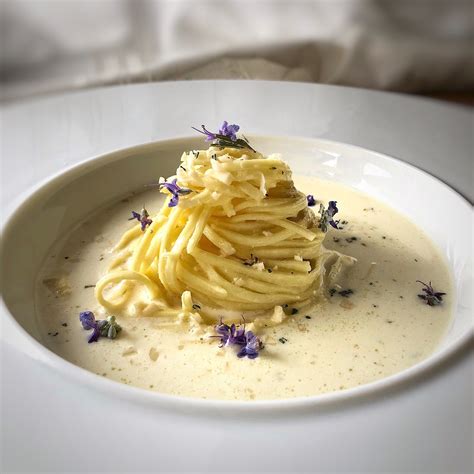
129;207;153;231
417;281;446;306
329;288;353;298
79;311;122;343
338;289;354;298
214;319;264;359
279;337;288;344
307;195;316;207
318;201;340;232
192;121;256;152
157;178;192;207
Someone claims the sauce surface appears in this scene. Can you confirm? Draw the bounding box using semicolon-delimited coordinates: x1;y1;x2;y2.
35;177;453;400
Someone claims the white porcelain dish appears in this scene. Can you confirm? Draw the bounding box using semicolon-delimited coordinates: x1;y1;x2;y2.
1;135;472;410
1;81;472;473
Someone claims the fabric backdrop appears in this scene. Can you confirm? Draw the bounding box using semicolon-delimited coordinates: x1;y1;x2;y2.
1;0;473;101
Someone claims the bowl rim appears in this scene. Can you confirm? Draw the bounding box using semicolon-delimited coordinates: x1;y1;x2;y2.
1;134;473;414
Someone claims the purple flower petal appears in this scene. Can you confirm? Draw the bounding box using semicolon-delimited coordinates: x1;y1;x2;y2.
192;125;217;142
128;211;141;221
129;208;152;231
158;179;191;208
214;319;263;359
307;195;316;207
87;324;101;343
79;311;96;330
219;121;240;141
327;201;339;218
318;200;340;232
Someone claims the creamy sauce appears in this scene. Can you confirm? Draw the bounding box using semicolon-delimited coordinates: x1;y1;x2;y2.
35;177;453;400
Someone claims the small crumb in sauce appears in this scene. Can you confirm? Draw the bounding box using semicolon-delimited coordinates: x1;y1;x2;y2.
387;320;394;324
305;315;311;319
279;337;288;344
340;300;354;310
64;256;69;260
61;323;68;327
122;346;137;356
84;284;95;289
149;347;159;361
48;331;59;337
361;242;367;247
382;236;386;240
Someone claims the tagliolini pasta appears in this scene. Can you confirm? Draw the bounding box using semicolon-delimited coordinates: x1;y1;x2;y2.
95;145;350;324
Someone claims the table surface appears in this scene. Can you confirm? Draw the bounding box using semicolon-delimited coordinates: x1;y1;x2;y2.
1;81;473;473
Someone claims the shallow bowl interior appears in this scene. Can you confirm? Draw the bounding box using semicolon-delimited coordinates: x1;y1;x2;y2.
1;136;472;400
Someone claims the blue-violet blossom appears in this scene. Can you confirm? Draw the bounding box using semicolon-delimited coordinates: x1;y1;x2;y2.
192;121;256;151
158;178;192;207
192;121;239;142
214;319;264;359
318;200;340;232
307;194;316;207
79;311;122;343
129;207;153;231
218;121;240;141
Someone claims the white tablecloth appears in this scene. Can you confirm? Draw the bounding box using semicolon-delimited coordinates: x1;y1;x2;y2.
2;0;473;101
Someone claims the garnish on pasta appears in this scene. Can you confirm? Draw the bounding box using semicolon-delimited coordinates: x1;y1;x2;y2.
95;122;353;329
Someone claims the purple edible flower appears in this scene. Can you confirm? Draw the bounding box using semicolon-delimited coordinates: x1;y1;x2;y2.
192;121;240;142
79;310;96;330
417;281;446;306
307;194;316;207
79;311;122;343
129;207;153;231
192;122;256;152
213;318;263;359
318;200;340;232
79;311;101;343
236;331;264;359
215;321;246;347
218;121;240;141
158;178;192;207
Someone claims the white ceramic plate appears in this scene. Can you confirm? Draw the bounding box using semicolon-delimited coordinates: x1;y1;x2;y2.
1;135;472;409
1;81;472;473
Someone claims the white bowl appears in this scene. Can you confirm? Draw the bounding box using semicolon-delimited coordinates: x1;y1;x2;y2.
1;135;472;412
